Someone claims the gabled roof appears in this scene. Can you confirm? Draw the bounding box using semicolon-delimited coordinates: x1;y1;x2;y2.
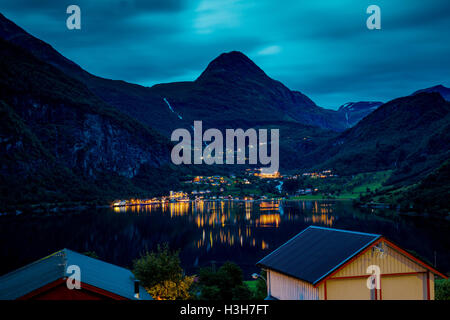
0;249;152;300
257;226;448;286
257;226;382;285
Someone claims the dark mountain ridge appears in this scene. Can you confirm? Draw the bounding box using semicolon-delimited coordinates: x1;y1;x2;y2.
0;36;175;206
0;12;448;209
0;13;351;133
301;92;450;186
0;13;181;135
413;84;450;101
150;51;348;131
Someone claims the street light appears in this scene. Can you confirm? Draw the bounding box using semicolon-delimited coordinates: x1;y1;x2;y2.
251;273;266;283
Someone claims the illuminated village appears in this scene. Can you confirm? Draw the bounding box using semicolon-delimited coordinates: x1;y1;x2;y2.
111;168;339;208
108;168;343;259
109;166;339;252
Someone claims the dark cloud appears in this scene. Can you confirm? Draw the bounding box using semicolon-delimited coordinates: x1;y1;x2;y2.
1;0;185;15
1;0;449;107
130;0;185;12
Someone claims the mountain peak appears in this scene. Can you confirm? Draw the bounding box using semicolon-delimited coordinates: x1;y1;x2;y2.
413;84;450;101
429;84;447;90
196;51;267;82
216;50;251;61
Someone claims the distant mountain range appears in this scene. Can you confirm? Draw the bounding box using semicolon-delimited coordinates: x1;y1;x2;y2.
337;101;384;127
302;92;450;186
0;13;374;133
0;12;449;207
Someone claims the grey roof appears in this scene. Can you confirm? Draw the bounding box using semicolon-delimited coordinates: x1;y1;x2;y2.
0;249;152;300
257;226;381;285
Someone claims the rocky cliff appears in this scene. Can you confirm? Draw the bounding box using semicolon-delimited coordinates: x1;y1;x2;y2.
0;36;173;206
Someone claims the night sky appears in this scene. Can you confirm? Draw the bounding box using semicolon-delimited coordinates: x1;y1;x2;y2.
1;0;449;108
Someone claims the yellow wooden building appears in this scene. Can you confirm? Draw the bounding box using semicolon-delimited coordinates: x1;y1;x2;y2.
257;226;447;300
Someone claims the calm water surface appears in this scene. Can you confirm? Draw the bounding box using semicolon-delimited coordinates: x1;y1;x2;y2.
0;200;449;278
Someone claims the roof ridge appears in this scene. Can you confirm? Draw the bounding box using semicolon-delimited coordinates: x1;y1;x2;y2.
0;249;65;279
309;226;381;237
64;248;136;276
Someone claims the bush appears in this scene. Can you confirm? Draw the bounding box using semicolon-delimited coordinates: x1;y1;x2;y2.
436;278;450;300
132;243;192;300
254;271;267;300
196;262;253;300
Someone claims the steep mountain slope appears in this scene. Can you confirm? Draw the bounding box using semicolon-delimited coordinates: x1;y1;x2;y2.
0;13;348;133
302;92;450;185
2;12;448;195
0;37;174;206
149;51;348;131
398;160;450;214
337;101;383;127
0;12;180;136
413;84;450;101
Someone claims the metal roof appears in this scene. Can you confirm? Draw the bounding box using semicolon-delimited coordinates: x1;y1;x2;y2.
257;226;381;285
0;249;152;300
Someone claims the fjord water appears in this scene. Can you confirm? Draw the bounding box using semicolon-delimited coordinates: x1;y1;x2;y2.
0;200;449;278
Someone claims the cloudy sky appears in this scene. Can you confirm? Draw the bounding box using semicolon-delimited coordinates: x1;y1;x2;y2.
1;0;449;108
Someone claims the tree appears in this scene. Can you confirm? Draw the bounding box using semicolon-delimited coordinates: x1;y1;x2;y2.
282;179;300;194
253;270;267;300
132;243;192;300
436;279;450;300
232;284;253;300
196;261;253;300
147;276;194;300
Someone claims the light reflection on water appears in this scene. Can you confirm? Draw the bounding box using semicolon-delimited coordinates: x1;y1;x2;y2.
112;200;336;251
0;200;448;278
